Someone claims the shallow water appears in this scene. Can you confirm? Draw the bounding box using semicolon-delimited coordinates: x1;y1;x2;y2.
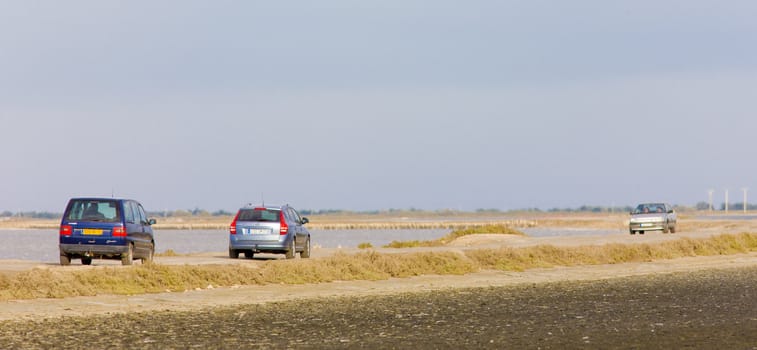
0;227;619;262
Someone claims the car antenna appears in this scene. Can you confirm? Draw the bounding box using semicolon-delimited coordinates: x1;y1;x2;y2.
261;192;265;207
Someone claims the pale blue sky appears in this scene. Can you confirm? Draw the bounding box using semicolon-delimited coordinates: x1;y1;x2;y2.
2;1;756;212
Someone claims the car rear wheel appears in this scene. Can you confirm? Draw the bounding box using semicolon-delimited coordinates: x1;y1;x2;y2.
81;257;93;265
60;253;71;266
285;238;296;259
629;230;636;235
300;236;311;258
121;243;133;266
663;223;670;234
229;249;239;259
244;251;254;259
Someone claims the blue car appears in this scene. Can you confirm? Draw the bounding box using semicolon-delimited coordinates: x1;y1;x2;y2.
59;197;156;266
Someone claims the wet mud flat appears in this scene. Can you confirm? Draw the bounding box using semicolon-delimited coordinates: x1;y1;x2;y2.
1;266;756;349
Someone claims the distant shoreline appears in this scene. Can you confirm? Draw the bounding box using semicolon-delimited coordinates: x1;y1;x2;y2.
2;211;753;230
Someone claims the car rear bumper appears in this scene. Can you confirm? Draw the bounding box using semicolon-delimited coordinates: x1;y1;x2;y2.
59;243;128;255
230;242;287;251
230;235;288;252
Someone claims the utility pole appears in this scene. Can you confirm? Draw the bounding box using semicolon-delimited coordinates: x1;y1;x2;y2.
725;189;729;213
708;189;714;212
743;188;749;213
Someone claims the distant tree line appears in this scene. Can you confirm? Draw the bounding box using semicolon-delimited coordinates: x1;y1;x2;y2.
300;208;443;216
694;201;757;211
547;206;635;213
147;208;234;217
0;211;61;219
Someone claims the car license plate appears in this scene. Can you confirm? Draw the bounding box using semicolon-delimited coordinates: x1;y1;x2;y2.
640;223;652;227
248;228;270;235
82;229;103;235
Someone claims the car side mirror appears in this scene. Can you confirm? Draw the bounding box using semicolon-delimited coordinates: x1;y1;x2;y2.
148;218;157;225
668;210;674;214
301;217;309;224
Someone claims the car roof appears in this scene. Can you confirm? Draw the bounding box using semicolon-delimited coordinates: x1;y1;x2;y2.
69;197;134;202
241;204;287;210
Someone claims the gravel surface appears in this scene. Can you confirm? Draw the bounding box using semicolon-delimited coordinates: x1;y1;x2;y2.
1;266;755;349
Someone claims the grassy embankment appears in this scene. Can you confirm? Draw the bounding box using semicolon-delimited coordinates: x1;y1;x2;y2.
1;230;756;301
381;224;526;248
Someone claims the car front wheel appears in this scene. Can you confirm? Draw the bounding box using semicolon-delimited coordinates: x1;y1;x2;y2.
300;236;311;258
141;243;154;264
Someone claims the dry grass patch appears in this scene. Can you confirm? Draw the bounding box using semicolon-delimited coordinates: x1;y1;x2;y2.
155;249;181;257
262;251;477;284
466;232;757;272
384;224;525;248
0;251;477;301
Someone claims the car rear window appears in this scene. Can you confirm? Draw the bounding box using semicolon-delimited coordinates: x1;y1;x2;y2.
237;208;280;222
65;200;121;223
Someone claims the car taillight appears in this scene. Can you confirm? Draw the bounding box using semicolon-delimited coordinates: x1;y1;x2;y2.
59;225;72;236
230;212;240;234
112;226;127;237
279;211;288;235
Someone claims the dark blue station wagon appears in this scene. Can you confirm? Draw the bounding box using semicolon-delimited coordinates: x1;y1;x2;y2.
59;198;156;266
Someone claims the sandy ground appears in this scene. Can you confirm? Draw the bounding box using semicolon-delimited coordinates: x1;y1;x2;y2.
1;219;756;322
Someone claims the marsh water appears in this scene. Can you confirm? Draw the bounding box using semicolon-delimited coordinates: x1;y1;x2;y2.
0;227;621;263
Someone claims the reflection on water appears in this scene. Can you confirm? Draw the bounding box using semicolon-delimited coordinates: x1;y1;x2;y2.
0;227;622;262
0;229;58;262
311;229;448;249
